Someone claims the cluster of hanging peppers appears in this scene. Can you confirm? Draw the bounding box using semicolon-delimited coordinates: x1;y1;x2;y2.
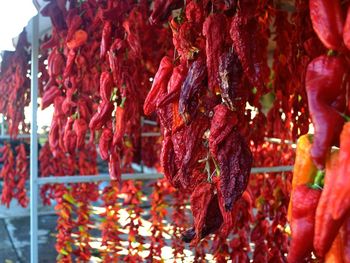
0;29;31;138
0;143;29;208
287;1;350;260
5;0;350;260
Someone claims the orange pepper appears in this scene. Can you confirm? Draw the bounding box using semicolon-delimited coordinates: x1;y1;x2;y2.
67;29;88;49
287;134;318;221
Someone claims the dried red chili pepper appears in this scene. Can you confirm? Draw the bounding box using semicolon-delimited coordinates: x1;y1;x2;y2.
66;29;88;50
73;118;88;149
99;127;113;161
218;50;244;111
230;15;269;90
89;101;114;130
99;71;113;102
144;56;173;116
305;55;346;169
63;117;77;154
112;105;126;148
109;148;121;183
309;0;344;50
47;47;65;78
183;183;223;245
100;21;112;59
203;13;228;94
287;185;321;263
209;104;238;158
41;85;61;110
211;127;252;211
178;57;207;124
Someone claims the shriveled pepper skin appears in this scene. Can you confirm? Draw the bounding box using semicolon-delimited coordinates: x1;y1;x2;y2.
287;134;317;221
202;13;227;93
178;58;207;124
213;128;252;211
331;123;350;220
287;185;321;263
309;0;344;50
218;50;243;111
230;15;269;89
305;55;346;169
314;151;343;258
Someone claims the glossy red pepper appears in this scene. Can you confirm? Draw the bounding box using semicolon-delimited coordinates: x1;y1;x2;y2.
309;0;344;50
41;85;61;110
305;55;346;169
89;102;115;130
287;185;321;263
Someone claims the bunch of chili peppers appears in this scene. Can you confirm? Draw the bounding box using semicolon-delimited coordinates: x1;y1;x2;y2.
287;1;350;260
0;143;29;208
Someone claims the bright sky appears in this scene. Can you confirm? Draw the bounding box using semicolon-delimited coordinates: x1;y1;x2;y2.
0;0;37;51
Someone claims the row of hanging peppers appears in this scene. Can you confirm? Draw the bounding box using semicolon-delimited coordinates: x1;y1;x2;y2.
288;0;350;262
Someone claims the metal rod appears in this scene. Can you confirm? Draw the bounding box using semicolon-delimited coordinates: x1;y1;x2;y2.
0;132;160;140
36;165;293;185
30;14;39;263
141;132;161;137
142;119;158;126
0;114;4;136
37;173;163;185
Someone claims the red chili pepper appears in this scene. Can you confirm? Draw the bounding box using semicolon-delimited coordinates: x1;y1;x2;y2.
343;6;350;51
63;117;77;155
112;106;126;148
178;57;207;124
99;72;114;102
73;118;88;149
47;47;65;78
309;0;344;50
42;85;61;110
203;13;228;94
305;55;346;169
218;50;244;111
209;104;238;158
89;102;115;130
67;29;88;49
99;127;113;161
109;149;121;183
230;14;270;90
144;56;173;116
100;21;112;59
